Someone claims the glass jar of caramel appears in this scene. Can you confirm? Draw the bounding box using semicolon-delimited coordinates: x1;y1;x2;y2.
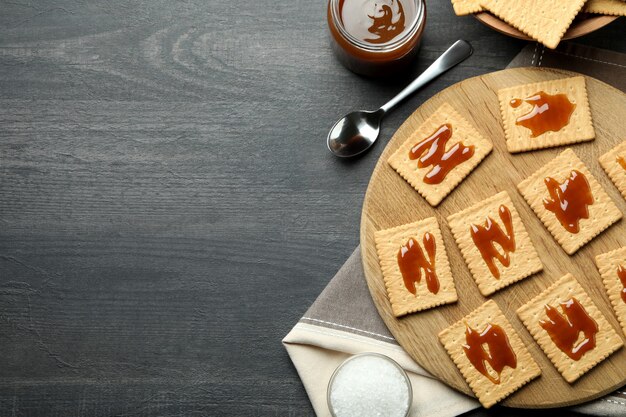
327;0;426;77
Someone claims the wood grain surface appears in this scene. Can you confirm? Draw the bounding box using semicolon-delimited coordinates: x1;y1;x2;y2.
0;0;624;414
361;67;626;408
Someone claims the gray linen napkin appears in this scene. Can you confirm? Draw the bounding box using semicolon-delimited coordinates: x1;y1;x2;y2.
284;43;626;416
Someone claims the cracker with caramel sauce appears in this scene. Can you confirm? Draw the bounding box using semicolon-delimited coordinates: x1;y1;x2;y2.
497;76;594;153
438;300;541;409
517;148;622;255
451;0;483;16
388;103;493;206
375;217;457;317
599;140;626;199
516;273;623;383
480;0;587;49
585;0;626;16
595;247;626;337
447;191;542;296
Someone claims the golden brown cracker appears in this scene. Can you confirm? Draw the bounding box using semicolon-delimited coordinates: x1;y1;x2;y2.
517;148;622;255
447;191;543;296
516;273;623;383
439;300;541;408
375;217;457;317
498;76;595;153
388;103;493;207
585;0;626;16
595;247;626;337
599;140;626;199
480;0;586;49
451;0;483;15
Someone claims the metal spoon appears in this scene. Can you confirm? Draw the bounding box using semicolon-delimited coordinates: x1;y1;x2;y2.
327;39;473;158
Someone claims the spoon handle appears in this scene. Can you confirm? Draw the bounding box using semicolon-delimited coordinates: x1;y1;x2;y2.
379;40;473;114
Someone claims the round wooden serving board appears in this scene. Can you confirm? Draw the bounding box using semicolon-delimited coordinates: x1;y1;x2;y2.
360;68;626;408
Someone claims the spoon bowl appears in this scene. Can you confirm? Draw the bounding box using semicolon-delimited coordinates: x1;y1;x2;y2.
327;109;383;158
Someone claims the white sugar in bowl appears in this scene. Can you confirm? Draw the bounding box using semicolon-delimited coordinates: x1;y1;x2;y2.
327;353;412;417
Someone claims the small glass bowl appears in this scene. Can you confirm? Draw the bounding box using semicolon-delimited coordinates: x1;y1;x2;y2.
327;352;413;417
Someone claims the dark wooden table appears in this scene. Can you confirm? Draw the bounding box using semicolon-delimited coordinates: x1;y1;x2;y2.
0;1;624;415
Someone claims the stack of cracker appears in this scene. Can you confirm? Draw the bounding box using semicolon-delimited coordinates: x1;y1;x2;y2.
451;0;626;49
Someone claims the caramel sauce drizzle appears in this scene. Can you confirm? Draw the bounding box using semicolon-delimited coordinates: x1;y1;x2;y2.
543;170;593;234
409;123;475;185
539;297;598;361
509;91;576;137
463;323;517;384
365;0;406;44
470;205;516;279
618;156;626;171
397;233;439;295
618;265;626;304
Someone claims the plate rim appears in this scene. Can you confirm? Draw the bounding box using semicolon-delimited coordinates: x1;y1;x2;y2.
473;12;619;42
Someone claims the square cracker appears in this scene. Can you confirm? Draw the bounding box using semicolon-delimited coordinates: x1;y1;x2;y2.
585;0;626;16
375;217;457;317
497;76;595;153
480;0;587;49
451;0;483;15
599;140;626;199
438;300;541;408
517;148;622;255
516;273;624;383
388;103;492;206
595;247;626;337
447;191;543;296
